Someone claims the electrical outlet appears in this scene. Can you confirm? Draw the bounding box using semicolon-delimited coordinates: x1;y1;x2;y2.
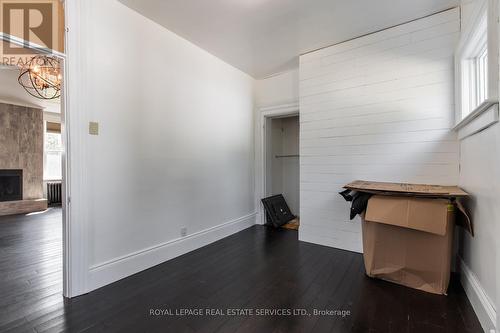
89;122;99;135
180;227;187;237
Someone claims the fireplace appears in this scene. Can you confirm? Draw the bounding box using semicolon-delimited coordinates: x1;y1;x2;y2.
0;170;23;202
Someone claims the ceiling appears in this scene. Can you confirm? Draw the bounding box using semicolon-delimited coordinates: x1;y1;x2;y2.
119;0;459;79
0;66;61;113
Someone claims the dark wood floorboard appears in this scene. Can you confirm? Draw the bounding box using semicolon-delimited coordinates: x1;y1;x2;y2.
0;209;483;333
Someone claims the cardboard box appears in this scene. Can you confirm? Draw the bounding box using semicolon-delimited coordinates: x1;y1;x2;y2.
344;180;469;198
362;195;471;295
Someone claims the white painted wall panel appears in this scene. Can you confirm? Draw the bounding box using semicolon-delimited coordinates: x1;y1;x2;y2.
455;1;499;331
255;70;299;108
459;122;500;318
299;8;460;252
75;0;255;290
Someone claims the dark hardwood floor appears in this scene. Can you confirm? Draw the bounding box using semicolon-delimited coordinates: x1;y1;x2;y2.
0;209;482;333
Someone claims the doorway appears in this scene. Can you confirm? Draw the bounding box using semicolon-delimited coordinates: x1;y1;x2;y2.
0;35;70;301
260;106;300;228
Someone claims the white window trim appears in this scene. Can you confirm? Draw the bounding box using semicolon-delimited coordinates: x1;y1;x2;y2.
453;99;497;131
455;0;499;130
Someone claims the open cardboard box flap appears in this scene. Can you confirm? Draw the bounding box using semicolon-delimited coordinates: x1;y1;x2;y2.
347;180;473;235
365;196;451;236
344;180;468;198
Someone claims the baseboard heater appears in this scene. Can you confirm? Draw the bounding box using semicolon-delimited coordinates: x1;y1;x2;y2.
47;182;62;206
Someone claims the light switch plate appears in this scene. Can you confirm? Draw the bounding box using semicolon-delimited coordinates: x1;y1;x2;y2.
89;122;99;135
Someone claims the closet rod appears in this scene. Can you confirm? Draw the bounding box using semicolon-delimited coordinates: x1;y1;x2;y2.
275;154;300;158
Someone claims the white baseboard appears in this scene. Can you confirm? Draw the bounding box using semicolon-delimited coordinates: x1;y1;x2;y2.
298;231;363;254
88;212;257;292
458;257;497;332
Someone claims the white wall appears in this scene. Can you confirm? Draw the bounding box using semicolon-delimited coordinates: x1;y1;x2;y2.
298;9;460;253
255;69;299;108
458;124;499;331
456;1;499;331
71;0;256;292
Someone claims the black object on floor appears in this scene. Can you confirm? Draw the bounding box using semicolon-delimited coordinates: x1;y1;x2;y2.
261;194;295;228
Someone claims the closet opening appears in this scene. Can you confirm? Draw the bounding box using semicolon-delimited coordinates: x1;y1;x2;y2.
262;114;300;230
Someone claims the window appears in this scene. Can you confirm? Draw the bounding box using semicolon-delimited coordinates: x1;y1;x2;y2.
461;30;488;118
456;0;498;124
470;44;488;111
44;122;63;180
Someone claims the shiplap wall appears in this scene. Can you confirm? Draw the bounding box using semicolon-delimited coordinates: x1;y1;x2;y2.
298;8;460;252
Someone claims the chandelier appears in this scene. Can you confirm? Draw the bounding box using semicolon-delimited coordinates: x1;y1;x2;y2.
18;55;62;100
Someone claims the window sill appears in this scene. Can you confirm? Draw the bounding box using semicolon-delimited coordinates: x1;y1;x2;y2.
454;100;499;140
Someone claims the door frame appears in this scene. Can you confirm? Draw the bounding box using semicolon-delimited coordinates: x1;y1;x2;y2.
257;103;299;225
0;2;87;297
